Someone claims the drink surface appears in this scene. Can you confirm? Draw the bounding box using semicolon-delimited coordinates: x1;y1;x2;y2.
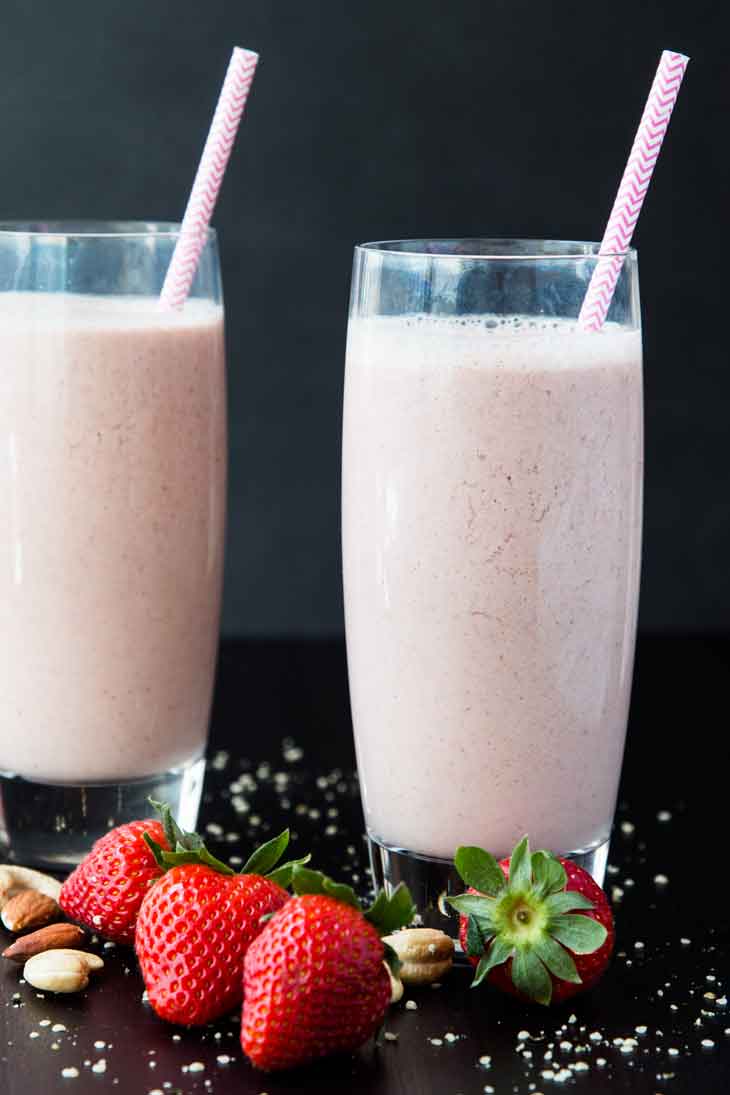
343;314;643;859
0;293;226;783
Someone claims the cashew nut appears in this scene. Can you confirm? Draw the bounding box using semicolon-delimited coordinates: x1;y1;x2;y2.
382;928;454;985
23;949;104;993
0;865;62;909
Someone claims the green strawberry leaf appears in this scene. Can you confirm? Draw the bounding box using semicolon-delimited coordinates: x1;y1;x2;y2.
150;798;191;852
149;844;235;876
240;829;290;877
531;850;567;897
472;936;513;988
466;914;493;958
544;891;595;916
365;883;416;936
291;865;361;909
507;836;532;891
454;846;506;895
549;914;608;955
145;801;300;880
532;933;582;984
447;893;496;922
265;854;311;889
511;948;552;1005
141;832;169;872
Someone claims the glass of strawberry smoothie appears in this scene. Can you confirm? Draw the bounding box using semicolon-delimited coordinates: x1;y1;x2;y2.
342;239;642;927
0;222;226;868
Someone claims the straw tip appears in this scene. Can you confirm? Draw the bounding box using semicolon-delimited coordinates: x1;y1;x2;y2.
232;46;260;64
662;48;690;65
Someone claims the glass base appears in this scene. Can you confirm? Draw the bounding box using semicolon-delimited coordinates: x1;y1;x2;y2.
368;834;610;947
0;757;206;872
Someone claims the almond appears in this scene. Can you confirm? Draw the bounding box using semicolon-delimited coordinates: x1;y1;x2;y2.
2;922;86;962
1;889;61;932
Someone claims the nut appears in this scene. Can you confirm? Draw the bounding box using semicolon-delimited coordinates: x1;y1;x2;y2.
384;960;404;1004
1;889;61;932
3;923;86;962
0;865;62;909
23;949;104;993
382;928;454;985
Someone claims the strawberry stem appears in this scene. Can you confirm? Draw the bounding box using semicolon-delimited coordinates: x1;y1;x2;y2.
144;801;309;885
449;835;609;1005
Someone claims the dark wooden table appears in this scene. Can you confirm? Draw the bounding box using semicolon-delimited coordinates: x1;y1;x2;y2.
2;637;729;1094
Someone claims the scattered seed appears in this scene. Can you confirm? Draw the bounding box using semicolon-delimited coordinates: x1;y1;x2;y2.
405;1000;418;1011
61;1068;79;1079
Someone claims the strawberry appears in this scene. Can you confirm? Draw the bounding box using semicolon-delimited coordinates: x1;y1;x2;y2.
135;804;308;1026
60;817;169;944
448;835;614;1006
241;867;415;1071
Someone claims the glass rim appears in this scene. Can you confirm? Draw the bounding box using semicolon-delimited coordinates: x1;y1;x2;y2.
355;238;637;261
0;220;216;242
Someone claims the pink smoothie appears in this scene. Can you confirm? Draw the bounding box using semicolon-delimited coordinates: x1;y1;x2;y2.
343;314;642;860
0;293;226;783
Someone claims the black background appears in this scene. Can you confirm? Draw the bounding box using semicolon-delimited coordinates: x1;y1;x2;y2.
1;0;727;637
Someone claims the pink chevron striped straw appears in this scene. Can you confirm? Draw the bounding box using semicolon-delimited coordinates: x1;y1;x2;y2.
578;49;689;332
160;46;259;310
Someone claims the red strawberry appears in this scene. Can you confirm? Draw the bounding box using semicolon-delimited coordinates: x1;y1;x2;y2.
449;836;614;1006
135;806;307;1026
241;868;415;1071
59;818;168;944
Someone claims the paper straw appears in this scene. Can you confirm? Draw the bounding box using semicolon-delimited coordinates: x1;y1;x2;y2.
160;47;259;310
578;50;689;331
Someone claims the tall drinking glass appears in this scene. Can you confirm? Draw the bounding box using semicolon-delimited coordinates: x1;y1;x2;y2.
0;222;226;868
342;239;642;926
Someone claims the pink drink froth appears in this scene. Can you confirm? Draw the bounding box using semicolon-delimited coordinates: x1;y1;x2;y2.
0;293;225;783
343;314;643;860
